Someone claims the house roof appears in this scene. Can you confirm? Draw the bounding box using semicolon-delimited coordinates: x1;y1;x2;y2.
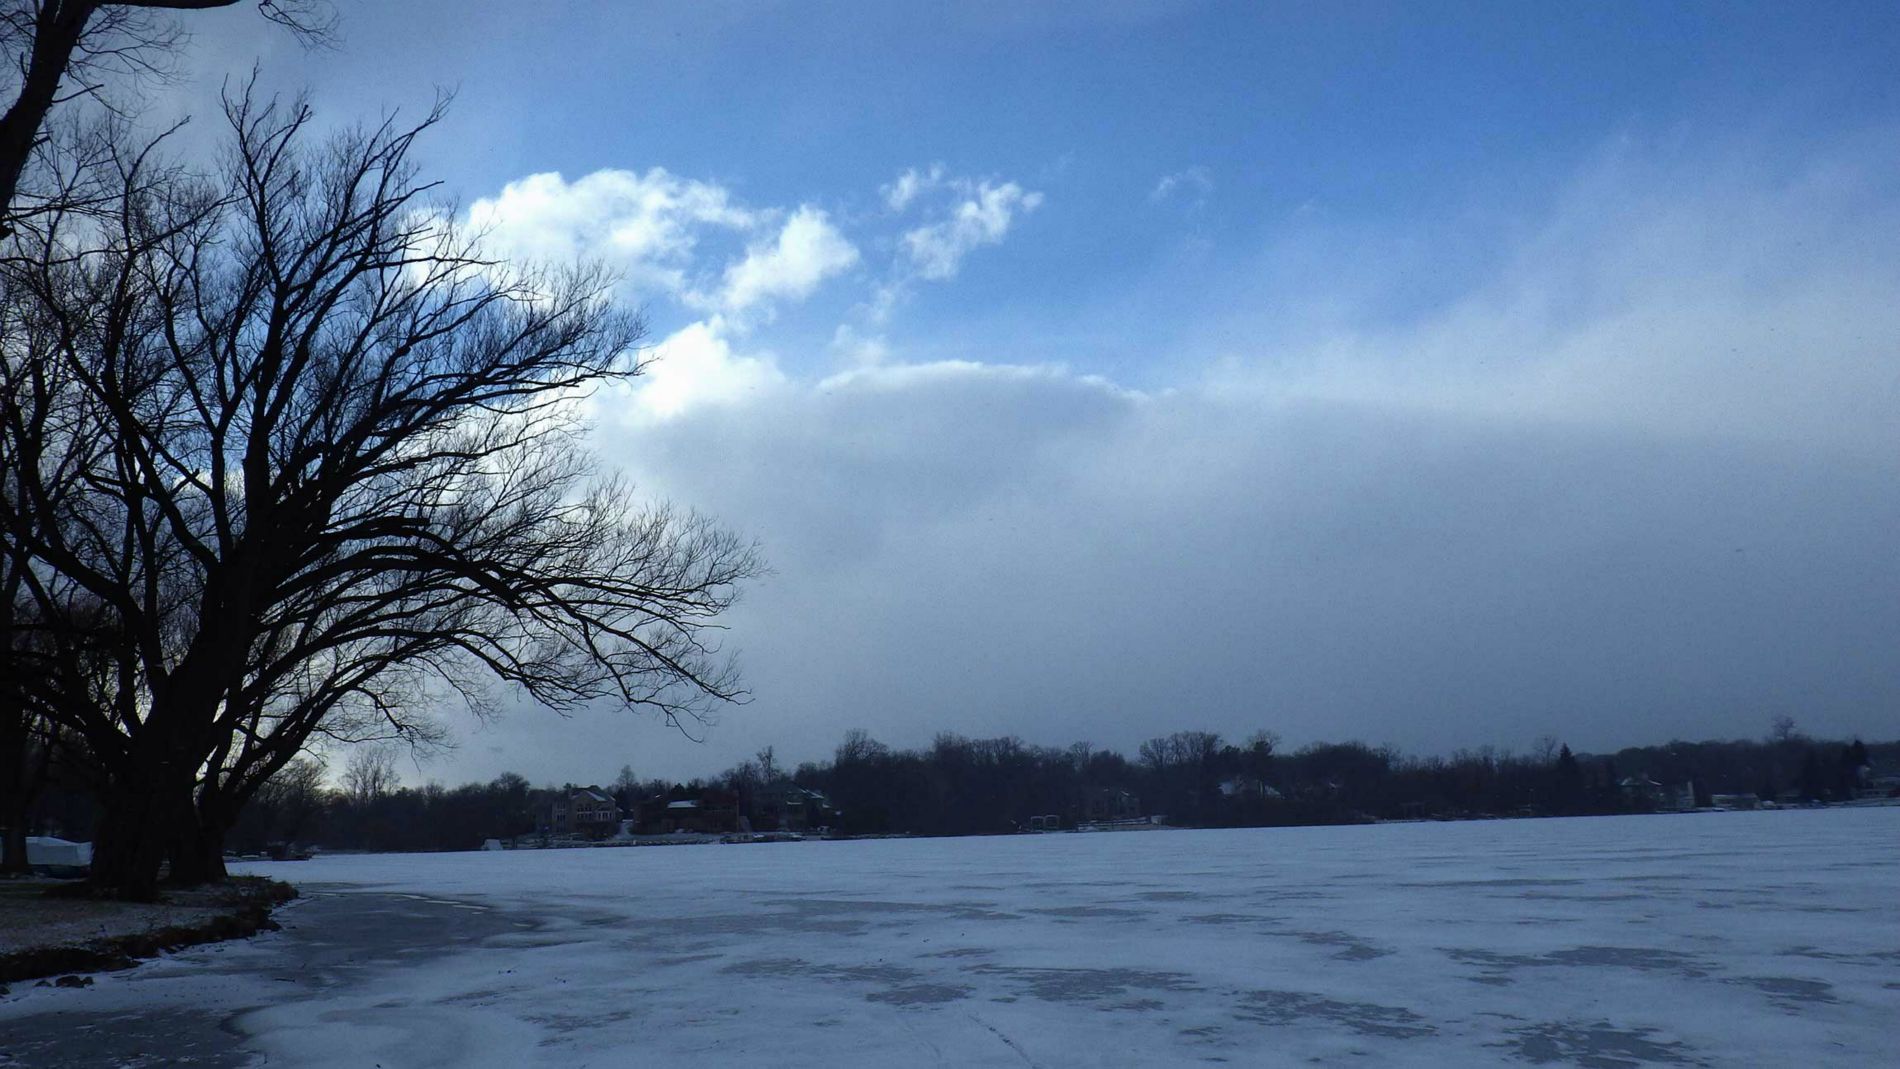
667;800;701;810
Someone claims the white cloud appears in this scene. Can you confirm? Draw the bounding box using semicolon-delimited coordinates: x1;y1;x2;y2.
630;319;786;420
466;172;868;416
1216;142;1900;455
862;281;906;326
900;181;1043;280
1151;165;1213;205
717;206;859;315
466;169;757;296
830;324;889;366
882;164;944;211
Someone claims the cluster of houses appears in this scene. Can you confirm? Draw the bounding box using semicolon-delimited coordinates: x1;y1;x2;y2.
530;759;1900;846
1621;764;1900;812
1617;775;1699;812
1021;787;1151;832
537;782;841;841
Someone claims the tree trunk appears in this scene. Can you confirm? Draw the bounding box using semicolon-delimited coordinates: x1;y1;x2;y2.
89;788;175;900
90;765;199;900
0;817;27;877
0;711;30;876
1;555;32;875
165;825;227;885
167;799;230;886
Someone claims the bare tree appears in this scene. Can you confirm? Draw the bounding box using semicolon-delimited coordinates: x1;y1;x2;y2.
0;0;331;884
229;751;322;851
0;587;112;872
1138;731;1223;774
0;299;142;874
0;0;333;231
1065;740;1093;772
0;91;760;897
612;764;638;789
340;745;396;809
0;592;59;872
1532;734;1560;765
834;728;887;766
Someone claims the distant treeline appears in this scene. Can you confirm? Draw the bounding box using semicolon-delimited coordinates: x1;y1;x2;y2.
780;728;1893;837
24;726;1895;856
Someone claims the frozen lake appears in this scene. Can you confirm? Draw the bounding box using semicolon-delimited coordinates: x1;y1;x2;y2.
2;809;1895;1067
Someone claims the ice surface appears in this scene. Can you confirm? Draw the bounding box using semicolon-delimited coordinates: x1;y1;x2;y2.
2;809;1895;1067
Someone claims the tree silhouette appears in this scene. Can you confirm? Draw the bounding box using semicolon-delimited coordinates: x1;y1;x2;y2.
0;90;758;896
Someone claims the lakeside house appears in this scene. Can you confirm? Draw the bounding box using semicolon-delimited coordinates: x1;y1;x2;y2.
1017;786;1153;832
623;784;840;836
541;786;622;839
1857;763;1900;800
751;782;840;833
1084;787;1145;822
630;789;742;835
1618;775;1696;812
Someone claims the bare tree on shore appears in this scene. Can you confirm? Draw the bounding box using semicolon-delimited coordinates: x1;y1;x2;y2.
0;0;332;883
0;90;760;897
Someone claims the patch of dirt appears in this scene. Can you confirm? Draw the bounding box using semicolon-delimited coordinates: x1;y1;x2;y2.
0;876;296;985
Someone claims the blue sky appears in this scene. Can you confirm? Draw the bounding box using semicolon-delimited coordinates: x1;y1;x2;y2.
207;2;1900;367
175;2;1900;786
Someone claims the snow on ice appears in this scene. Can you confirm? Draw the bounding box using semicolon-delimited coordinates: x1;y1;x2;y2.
2;808;1895;1066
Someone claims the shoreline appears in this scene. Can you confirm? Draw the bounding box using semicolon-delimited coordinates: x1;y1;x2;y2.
0;877;297;991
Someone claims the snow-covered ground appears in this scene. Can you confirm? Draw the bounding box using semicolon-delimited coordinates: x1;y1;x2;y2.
3;809;1895;1067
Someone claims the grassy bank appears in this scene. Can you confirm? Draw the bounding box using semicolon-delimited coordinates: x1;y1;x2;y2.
0;877;296;989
